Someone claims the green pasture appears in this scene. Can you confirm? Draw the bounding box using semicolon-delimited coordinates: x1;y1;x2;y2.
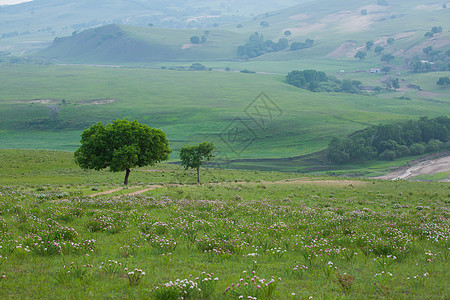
0;152;448;298
0;64;448;171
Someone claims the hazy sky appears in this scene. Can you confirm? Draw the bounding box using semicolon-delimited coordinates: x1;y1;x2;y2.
0;0;32;5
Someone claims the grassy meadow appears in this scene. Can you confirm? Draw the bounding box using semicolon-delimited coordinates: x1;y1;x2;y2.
0;64;448;173
0;149;449;299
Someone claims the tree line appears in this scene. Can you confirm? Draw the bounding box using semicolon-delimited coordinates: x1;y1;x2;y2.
327;117;450;164
286;69;363;93
238;32;314;59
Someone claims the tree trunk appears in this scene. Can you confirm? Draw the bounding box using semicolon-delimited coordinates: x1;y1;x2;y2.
197;167;200;184
124;168;131;185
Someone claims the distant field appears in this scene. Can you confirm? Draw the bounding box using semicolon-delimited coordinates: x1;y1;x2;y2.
0;64;448;172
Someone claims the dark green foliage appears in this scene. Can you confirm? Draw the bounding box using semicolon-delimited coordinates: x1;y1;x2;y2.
286;70;327;90
366;41;374;50
260;21;269;27
386;38;395;45
286;70;362;94
284;30;291;36
238;33;290;58
354;50;367;60
190;36;200;44
425;26;443;38
361;9;368;15
190;63;207;71
327;117;449;164
431;26;443;33
436;76;450;87
381;53;395;63
409;143;425;155
382;76;400;90
74;119;171;184
374;46;384;55
290;39;314;51
381;66;391;74
180;142;214;183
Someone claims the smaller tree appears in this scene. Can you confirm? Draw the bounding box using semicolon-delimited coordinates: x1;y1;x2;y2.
437;76;450;87
431;26;443;34
260;21;269;28
374;86;383;93
284;30;291;36
374;45;384;55
366;41;374;50
190;36;200;44
381;66;391;74
354;50;367;60
361;9;368;15
386;37;395;45
180;142;214;183
381;53;395;63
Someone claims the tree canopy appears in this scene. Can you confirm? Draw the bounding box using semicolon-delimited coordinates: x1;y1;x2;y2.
327;117;449;164
436;76;450;87
180;142;214;183
74;119;171;185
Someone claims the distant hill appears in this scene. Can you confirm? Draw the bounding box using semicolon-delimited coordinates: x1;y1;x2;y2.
35;0;450;64
232;0;450;59
36;24;246;62
0;0;310;54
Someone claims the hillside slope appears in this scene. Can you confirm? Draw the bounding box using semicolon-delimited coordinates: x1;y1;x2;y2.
36;24;245;62
0;0;310;54
34;0;450;63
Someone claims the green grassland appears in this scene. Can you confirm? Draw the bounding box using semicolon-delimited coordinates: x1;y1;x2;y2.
0;64;448;171
0;149;304;186
0;150;448;299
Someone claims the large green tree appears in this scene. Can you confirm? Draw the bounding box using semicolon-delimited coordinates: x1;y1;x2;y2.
74;119;171;185
180;142;214;183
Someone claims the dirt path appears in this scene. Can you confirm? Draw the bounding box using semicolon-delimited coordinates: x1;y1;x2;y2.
89;187;127;197
268;178;367;186
87;178;368;198
124;185;164;196
375;154;450;182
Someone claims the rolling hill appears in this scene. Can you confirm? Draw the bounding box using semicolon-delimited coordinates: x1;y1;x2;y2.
36;24;246;63
0;0;310;54
33;0;450;64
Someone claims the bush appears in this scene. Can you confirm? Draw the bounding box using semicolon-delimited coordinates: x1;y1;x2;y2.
381;150;397;161
190;36;200;44
410;143;425;155
190;63;207;71
426;139;444;152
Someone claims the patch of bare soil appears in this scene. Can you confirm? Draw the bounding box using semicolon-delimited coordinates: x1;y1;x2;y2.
182;43;195;50
124;185;164;195
394;35;450;58
414;4;442;10
282;23;326;36
326;41;358;58
266;178;367;186
76;99;116;105
418;91;450;98
89;187;128;197
375;152;450;182
289;14;309;21
13;99;60;104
